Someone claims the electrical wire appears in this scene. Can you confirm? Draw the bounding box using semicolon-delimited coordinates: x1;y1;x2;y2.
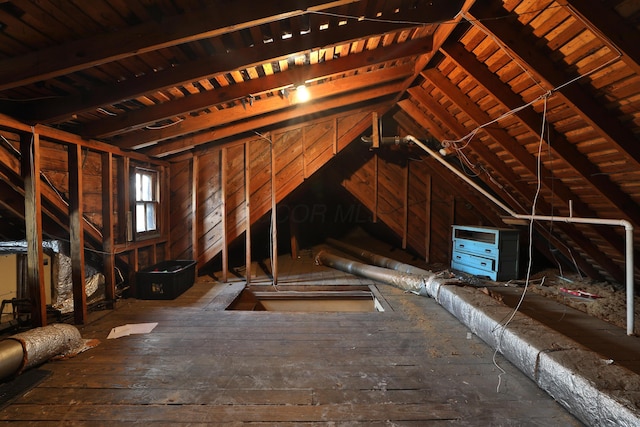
306;5;566;28
491;92;550;393
253;131;278;289
145;118;183;130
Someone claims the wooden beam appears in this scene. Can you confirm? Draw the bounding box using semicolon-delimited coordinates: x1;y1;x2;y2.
116;157;129;244
68;143;87;325
558;0;640;76
101;152;116;307
114;68;410;150
0;0;363;92
421;69;631;278
20;16;432;124
29;120;164;164
221;148;228;283
371;112;380;149
402;160;409;249
245;142;252;284
394;109;510;234
82;47;423;138
143;82;402;158
162;164;171;254
332;118;338;156
128;249;138;297
422;70;595;220
289;213;299;261
20;131;47;327
399;93;609;281
191;156;199;264
302;127;308;180
270;138;278;285
392;0;475;106
468;0;640;170
373;153;378;223
441;40;640;227
425;173;432;263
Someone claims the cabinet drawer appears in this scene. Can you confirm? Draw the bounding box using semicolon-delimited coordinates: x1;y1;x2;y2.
453;239;497;257
451;251;495;272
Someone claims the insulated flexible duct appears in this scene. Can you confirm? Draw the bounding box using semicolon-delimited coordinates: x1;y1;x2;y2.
362;134;636;336
0;323;83;380
326;238;432;276
315;250;451;297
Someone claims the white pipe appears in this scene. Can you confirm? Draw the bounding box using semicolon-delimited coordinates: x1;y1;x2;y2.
403;135;636;336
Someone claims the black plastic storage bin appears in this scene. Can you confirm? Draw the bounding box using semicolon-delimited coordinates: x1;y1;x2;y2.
136;260;196;300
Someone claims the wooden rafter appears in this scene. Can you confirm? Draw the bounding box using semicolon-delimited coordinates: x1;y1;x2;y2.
440;40;640;228
420;70;628;281
0;0;362;92
400;91;611;281
12;11;433;124
468;0;640;170
558;0;640;76
137;79;403;157
393;109;506;227
82;41;429;138
115;71;404;150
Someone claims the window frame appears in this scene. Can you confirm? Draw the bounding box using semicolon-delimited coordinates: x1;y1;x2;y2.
133;167;160;239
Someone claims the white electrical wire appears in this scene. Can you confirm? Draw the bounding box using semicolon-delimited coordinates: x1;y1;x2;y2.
253;131;278;288
492;92;550;393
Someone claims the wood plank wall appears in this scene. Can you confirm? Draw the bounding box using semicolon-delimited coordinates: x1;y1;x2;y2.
338;142;492;265
169;109;380;271
0;131;108;242
0;120;169;324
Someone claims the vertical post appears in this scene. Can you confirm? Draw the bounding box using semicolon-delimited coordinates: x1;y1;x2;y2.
302;127;307;179
20;131;47;327
129;249;138;297
68;144;87;324
373;153;378;223
116;157;129;244
244;142;252;283
101;152;115;307
449;194;456;262
191;156;199;264
372;112;380;149
402;160;409;249
289;213;299;260
151;244;157;265
270;137;278;285
221;148;228;283
424;174;432;263
161;165;171;260
332;118;338;155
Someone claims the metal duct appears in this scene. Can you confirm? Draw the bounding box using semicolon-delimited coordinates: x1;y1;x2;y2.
326;238;432;276
315;250;448;296
0;339;24;380
361;133;636;336
0;323;83;380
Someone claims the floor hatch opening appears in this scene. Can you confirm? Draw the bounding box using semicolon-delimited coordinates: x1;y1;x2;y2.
226;284;389;312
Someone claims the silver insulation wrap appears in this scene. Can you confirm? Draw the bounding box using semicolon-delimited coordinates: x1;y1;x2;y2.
315;250;433;296
7;323;83;373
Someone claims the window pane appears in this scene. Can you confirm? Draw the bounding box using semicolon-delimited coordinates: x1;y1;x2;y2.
136;173;142;200
146;203;156;231
142;173;153;201
136;204;146;232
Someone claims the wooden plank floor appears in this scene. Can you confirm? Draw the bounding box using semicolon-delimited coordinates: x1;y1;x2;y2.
0;247;582;425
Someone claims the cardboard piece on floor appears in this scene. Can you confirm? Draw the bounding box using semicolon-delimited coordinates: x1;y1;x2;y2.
107;322;158;339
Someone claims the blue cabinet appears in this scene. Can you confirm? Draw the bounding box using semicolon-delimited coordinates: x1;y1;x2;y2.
451;225;520;281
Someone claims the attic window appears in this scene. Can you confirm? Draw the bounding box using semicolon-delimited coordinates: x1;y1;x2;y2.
135;168;159;235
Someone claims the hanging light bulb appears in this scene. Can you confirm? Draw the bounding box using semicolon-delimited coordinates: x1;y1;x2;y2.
295;85;311;103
